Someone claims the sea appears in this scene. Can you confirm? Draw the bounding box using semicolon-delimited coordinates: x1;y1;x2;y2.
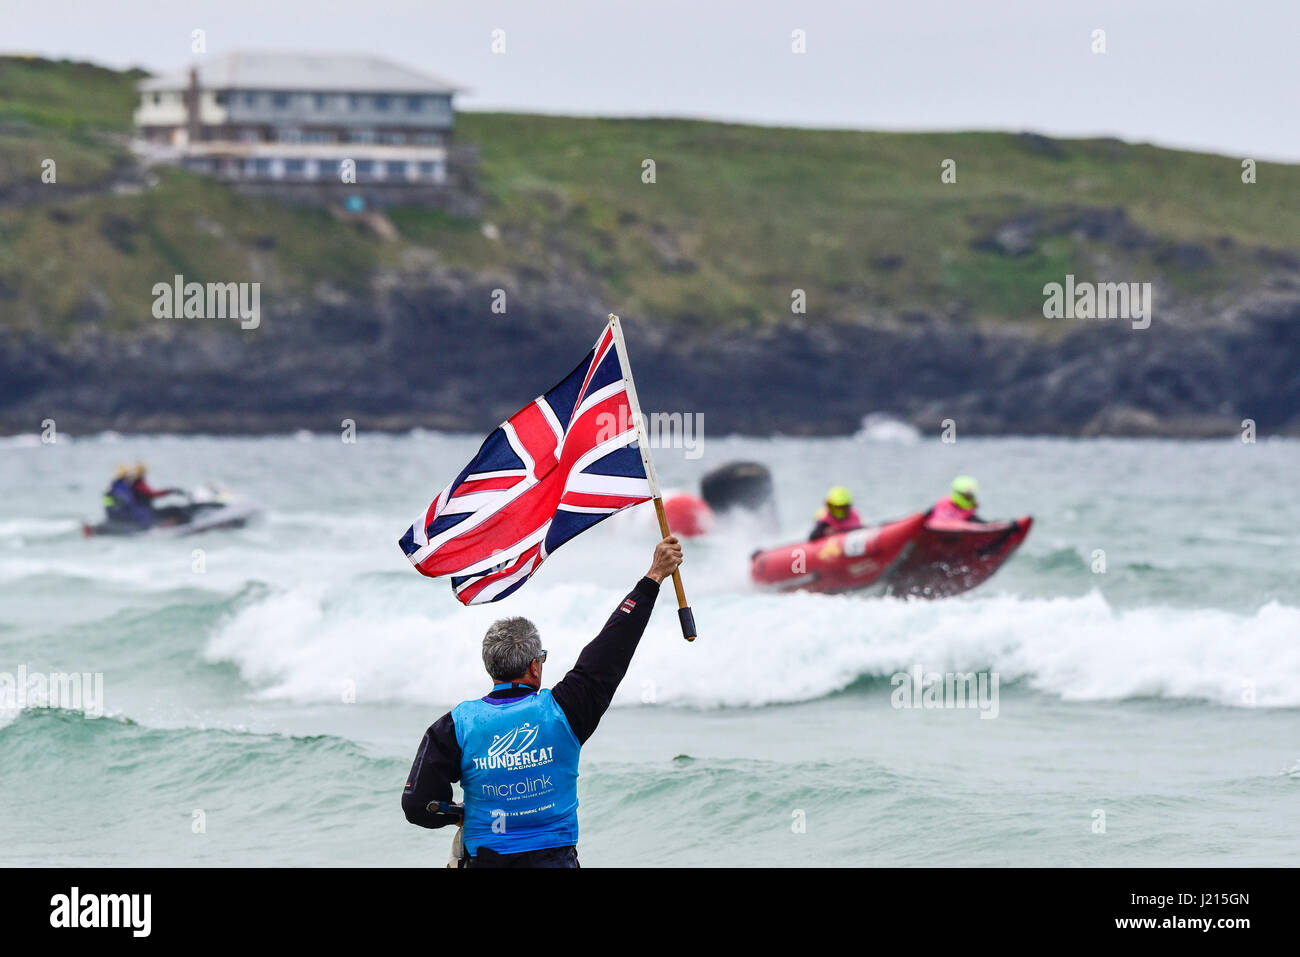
1;426;1296;866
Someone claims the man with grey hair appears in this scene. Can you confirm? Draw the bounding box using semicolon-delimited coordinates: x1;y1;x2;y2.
402;535;683;867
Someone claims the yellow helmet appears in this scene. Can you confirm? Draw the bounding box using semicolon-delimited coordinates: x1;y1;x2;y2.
951;475;979;510
132;462;148;479
113;464;130;480
826;486;852;508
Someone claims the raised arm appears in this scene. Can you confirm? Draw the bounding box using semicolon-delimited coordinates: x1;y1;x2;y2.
551;536;683;743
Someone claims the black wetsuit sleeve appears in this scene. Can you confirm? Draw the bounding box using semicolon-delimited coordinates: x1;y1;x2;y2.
401;712;462;828
809;520;831;541
551;577;661;744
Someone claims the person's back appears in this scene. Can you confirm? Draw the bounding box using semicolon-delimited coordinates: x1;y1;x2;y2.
402;535;683;867
452;686;581;857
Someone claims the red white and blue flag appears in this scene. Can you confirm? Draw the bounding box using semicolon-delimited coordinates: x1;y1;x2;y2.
399;321;652;604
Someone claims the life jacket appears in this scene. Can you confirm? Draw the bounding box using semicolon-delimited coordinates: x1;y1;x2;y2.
103;478;135;509
453;686;581;857
815;505;862;534
929;496;975;522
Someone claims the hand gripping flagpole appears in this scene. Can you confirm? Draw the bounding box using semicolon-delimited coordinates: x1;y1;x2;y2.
608;313;697;641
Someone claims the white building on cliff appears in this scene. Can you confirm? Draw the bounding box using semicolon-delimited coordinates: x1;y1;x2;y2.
133;51;476;210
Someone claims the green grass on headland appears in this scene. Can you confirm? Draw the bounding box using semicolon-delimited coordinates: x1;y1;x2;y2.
1;56;1296;337
0;56;143;131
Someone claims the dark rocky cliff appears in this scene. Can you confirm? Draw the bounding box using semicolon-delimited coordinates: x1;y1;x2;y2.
4;269;1296;438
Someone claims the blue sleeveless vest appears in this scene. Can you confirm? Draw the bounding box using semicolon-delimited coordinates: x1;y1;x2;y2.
453;687;581;856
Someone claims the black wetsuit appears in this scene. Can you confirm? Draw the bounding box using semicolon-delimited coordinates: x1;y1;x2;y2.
402;576;661;868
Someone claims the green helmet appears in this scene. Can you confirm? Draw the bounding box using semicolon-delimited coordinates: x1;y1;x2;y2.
951;476;979;510
826;486;852;508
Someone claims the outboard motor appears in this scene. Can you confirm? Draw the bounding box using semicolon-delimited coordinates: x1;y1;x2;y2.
700;461;777;524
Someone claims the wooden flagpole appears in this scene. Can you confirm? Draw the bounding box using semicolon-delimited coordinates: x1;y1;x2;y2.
608;313;697;641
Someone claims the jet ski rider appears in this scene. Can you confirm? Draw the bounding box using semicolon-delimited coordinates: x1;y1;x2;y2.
130;463;178;506
129;463;185;524
103;465;149;526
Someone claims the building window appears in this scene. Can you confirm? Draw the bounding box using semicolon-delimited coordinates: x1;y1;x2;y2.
406;96;423;112
413;132;443;145
355;160;375;179
350;129;377;144
349;94;363;111
380;132;407;145
214;92;228;106
152;93;162;105
313;93;326;110
386;161;408;180
374;94;391;111
272;92;290;109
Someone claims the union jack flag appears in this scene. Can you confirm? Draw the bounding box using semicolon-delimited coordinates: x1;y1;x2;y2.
399;321;652;604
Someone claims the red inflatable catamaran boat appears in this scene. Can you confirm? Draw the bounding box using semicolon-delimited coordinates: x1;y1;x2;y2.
750;513;1032;598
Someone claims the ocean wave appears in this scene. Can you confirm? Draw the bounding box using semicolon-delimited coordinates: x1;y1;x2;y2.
0;431;132;447
201;578;1300;710
0;518;84;545
0;707;402;799
0;708;415;865
0;559;227;593
853;414;921;445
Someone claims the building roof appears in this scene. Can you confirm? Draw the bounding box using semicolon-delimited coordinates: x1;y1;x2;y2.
138;52;459;94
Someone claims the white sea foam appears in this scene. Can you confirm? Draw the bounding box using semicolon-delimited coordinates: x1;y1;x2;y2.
0;430;133;447
0;518;83;542
202;578;1300;710
854;414;921;445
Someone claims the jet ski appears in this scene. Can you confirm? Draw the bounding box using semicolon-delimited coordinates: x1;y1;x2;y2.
82;486;263;538
750;512;1031;598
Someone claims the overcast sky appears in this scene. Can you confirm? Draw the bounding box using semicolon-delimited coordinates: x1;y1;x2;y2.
7;0;1298;161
